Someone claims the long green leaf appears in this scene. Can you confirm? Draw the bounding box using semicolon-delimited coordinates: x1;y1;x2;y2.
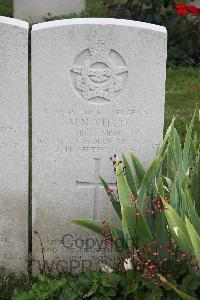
186;191;200;236
163;198;189;238
116;163;137;243
154;212;169;258
100;177;122;220
156;177;165;198
138;156;159;207
158;275;196;300
181;169;190;192
116;163;153;248
151;149;168;199
122;218;134;251
163;176;173;192
130;151;145;186
167;139;177;181
173;128;183;171
190;150;200;215
72;219;128;254
158;118;175;155
185;216;200;267
183;112;195;172
72;219;109;235
180;187;188;219
122;154;137;196
167;124;181;181
170;177;179;211
154;177;168;247
162;200;193;256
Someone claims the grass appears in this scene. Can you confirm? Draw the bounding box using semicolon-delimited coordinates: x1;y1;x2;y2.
165;67;200;137
0;0;12;17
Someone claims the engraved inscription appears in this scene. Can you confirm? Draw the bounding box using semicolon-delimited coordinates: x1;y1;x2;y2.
76;158;115;219
37;106;162;156
71;41;128;103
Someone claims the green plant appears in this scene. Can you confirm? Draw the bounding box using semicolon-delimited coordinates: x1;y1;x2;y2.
162;200;200;268
13;275;66;300
0;270;30;300
159;113;200;266
73;112;199;299
12;269;200;299
73;122;171;255
73;115;199;252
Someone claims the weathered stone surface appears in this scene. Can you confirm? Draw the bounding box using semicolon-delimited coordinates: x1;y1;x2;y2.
14;0;86;23
186;0;200;6
32;18;167;273
0;17;29;273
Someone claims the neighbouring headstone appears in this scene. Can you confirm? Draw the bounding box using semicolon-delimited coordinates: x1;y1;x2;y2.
0;17;29;273
187;0;200;6
32;18;167;274
14;0;86;23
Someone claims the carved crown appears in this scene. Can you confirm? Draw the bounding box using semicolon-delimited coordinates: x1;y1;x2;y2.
89;41;110;59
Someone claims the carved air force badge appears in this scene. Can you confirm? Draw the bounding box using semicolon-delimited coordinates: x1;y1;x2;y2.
71;41;128;104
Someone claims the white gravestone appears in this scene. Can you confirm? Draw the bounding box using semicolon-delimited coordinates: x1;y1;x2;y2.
32;18;167;273
0;17;29;273
14;0;86;23
187;0;200;6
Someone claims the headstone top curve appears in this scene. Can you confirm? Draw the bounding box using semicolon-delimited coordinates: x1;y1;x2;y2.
32;18;166;34
0;16;29;29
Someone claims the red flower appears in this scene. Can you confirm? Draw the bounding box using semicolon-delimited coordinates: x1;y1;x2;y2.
103;225;109;229
187;6;198;15
176;4;188;16
149;264;156;269
128;193;138;203
102;231;109;236
176;4;186;9
179;250;186;258
154;280;161;285
146;243;153;251
176;4;200;16
153;197;168;212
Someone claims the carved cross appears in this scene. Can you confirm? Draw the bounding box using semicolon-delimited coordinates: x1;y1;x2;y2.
76;158;116;219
